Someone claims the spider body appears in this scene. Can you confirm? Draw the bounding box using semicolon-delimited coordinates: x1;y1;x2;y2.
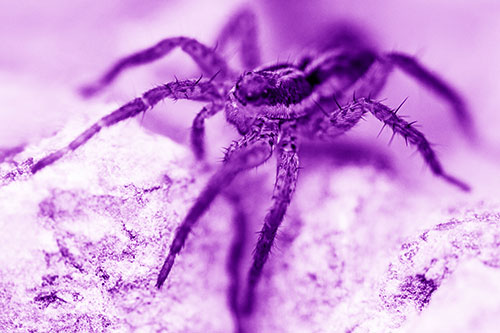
27;8;474;330
227;42;394;142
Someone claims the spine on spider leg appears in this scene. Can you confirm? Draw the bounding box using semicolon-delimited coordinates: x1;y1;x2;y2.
31;98;148;174
142;80;221;105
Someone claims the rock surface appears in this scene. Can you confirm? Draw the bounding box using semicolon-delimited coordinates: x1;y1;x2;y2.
0;106;234;332
1;103;500;333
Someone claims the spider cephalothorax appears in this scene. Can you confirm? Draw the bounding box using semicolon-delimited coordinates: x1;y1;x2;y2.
228;68;314;134
27;7;473;331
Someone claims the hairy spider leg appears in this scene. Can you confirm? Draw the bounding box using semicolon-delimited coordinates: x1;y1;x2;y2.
191;102;224;160
298;98;367;141
299;52;390;115
80;37;232;97
351;98;470;191
31;79;222;174
243;126;300;314
294;59;390;139
308;51;473;143
216;7;261;69
156;119;278;288
386;52;476;140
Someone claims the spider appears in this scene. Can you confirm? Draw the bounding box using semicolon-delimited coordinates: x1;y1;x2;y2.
29;7;472;327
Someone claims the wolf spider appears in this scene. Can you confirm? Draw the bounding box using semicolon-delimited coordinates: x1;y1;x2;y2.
29;7;472;327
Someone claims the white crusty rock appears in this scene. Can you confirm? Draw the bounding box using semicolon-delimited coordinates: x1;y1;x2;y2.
1;105;500;332
0;107;234;332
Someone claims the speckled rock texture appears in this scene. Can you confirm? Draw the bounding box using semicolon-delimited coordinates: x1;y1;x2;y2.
1;100;500;333
249;166;500;333
0;106;234;332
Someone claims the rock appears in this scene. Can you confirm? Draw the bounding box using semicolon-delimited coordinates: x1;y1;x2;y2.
1;103;499;333
0;106;234;332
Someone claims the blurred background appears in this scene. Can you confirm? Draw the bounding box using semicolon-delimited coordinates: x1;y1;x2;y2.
1;0;499;189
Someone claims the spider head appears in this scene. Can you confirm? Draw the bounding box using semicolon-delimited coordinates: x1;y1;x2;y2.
224;71;278;134
233;71;276;107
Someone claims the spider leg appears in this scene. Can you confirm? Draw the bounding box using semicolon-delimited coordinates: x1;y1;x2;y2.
351;98;470;191
32;79;222;173
215;7;261;69
191;102;224;160
327;53;474;140
386;52;475;139
296;95;367;141
80;37;233;97
242;125;300;314
156;119;278;289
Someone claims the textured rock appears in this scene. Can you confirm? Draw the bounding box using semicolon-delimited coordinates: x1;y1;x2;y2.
1;103;500;332
0;105;234;332
250;169;500;332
